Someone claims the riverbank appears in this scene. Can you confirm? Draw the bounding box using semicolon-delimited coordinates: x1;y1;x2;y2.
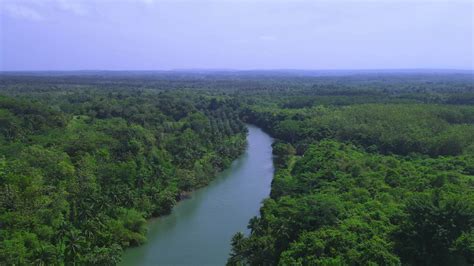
121;125;274;265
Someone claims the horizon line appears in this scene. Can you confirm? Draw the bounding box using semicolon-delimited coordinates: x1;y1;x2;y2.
1;68;473;73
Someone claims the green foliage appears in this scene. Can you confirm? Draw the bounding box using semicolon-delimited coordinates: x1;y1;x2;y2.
395;194;474;265
244;104;474;156
230;73;474;265
0;87;246;264
231;141;473;265
1;73;473;265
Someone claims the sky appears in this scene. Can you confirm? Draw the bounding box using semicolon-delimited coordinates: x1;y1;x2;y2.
0;0;473;71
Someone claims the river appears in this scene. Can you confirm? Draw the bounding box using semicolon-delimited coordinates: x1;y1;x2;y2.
121;125;274;266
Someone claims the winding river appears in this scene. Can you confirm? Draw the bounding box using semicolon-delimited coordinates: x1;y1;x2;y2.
121;125;274;266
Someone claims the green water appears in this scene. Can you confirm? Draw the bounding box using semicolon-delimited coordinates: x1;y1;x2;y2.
121;125;274;266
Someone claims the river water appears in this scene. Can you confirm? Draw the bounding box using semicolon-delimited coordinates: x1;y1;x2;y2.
121;125;274;266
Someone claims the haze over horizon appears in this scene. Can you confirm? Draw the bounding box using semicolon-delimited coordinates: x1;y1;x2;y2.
1;0;473;71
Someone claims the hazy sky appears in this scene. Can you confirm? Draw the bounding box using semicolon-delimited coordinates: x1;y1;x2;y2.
0;0;473;71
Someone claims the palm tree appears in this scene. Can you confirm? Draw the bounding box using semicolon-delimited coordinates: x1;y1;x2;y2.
33;244;56;266
64;230;86;265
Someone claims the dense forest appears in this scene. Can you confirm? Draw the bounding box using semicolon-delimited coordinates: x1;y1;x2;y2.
0;75;246;264
227;72;474;265
0;71;473;265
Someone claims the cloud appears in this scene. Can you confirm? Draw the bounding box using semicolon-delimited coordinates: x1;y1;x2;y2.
0;0;88;21
1;0;470;23
55;0;87;16
2;3;44;21
0;0;158;20
259;35;277;41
